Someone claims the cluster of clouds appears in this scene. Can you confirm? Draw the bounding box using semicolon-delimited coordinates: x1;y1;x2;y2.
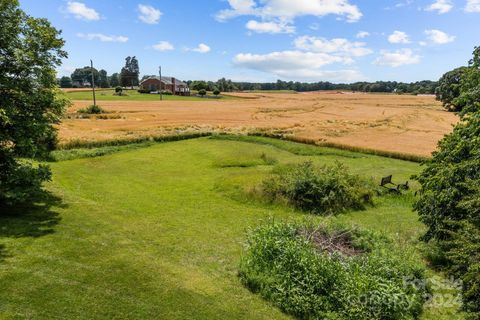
63;0;476;82
66;2;211;54
233;35;372;81
217;0;362;35
151;42;211;54
426;0;480;13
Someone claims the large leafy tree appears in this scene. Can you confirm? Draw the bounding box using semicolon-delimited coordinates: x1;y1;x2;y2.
71;66;99;87
98;69;109;88
120;56;139;88
435;67;468;111
59;76;73;88
109;73;120;87
0;0;69;204
414;47;480;318
435;47;480;114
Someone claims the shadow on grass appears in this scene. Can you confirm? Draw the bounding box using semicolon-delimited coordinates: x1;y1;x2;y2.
0;192;65;262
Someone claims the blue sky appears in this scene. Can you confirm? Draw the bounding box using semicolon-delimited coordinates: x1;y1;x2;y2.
19;0;480;83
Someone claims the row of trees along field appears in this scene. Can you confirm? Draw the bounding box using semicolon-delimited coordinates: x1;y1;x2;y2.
186;79;438;94
58;56;140;88
60;65;437;95
226;79;438;94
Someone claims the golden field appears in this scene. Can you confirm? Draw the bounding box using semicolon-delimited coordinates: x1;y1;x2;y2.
59;91;458;157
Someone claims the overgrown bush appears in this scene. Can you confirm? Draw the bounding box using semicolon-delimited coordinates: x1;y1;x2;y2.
137;88;151;94
239;221;426;320
161;90;173;95
77;105;106;114
115;86;123;93
261;161;375;215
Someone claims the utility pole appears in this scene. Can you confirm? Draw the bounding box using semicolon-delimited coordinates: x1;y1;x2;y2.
159;66;163;101
90;59;96;106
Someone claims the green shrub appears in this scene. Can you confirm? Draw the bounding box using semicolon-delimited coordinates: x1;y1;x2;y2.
213;89;221;96
77;105;106;115
115;86;123;93
198;89;207;97
0;155;52;205
261;161;375;215
137;89;151;94
161;90;173;95
239;221;426;320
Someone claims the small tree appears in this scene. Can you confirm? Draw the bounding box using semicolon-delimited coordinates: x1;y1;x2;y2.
59;76;73;88
213;89;221;97
198;89;207;97
192;81;208;91
109;73;120;87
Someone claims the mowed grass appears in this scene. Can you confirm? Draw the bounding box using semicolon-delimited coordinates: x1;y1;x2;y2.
0;137;464;319
62;89;239;101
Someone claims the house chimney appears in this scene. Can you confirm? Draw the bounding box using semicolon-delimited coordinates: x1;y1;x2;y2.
171;77;176;95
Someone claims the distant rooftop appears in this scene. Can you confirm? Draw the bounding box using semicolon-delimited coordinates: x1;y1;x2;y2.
140;76;187;86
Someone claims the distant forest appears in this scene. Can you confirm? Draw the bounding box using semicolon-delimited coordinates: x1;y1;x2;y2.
186;79;438;95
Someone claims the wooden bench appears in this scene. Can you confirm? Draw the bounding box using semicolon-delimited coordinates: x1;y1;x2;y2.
380;175;409;194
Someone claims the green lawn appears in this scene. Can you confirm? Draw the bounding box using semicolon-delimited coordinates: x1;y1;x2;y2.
0;137;464;319
62;89;239;101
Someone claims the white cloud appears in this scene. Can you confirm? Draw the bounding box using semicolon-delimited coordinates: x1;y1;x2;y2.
309;23;320;31
189;43;211;53
77;33;128;42
138;4;162;24
246;20;295;34
293;36;372;58
66;1;100;21
356;31;370;39
388;31;410;44
374;49;421;67
425;0;453;14
233;50;365;81
152;41;174;51
465;0;480;12
216;0;362;25
395;0;413;8
424;29;455;44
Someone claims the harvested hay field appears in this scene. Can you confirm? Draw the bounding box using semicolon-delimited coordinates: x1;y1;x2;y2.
59;92;458;157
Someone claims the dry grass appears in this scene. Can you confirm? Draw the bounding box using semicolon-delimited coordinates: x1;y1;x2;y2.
58;92;458;157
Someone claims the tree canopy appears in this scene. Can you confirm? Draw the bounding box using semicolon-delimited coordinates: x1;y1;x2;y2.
120;56;140;88
71;66;99;87
414;47;480;318
0;0;69;204
436;47;480;114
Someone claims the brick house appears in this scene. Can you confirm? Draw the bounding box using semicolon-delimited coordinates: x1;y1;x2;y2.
139;76;190;96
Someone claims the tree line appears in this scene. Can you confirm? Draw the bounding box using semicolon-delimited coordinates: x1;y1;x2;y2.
183;78;438;94
59;56;140;89
59;58;438;95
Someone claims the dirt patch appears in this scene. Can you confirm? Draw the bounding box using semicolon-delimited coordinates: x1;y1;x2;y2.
298;227;364;257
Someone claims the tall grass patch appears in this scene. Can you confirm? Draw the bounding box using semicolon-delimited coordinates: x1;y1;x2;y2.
239;221;427;320
260;161;376;215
